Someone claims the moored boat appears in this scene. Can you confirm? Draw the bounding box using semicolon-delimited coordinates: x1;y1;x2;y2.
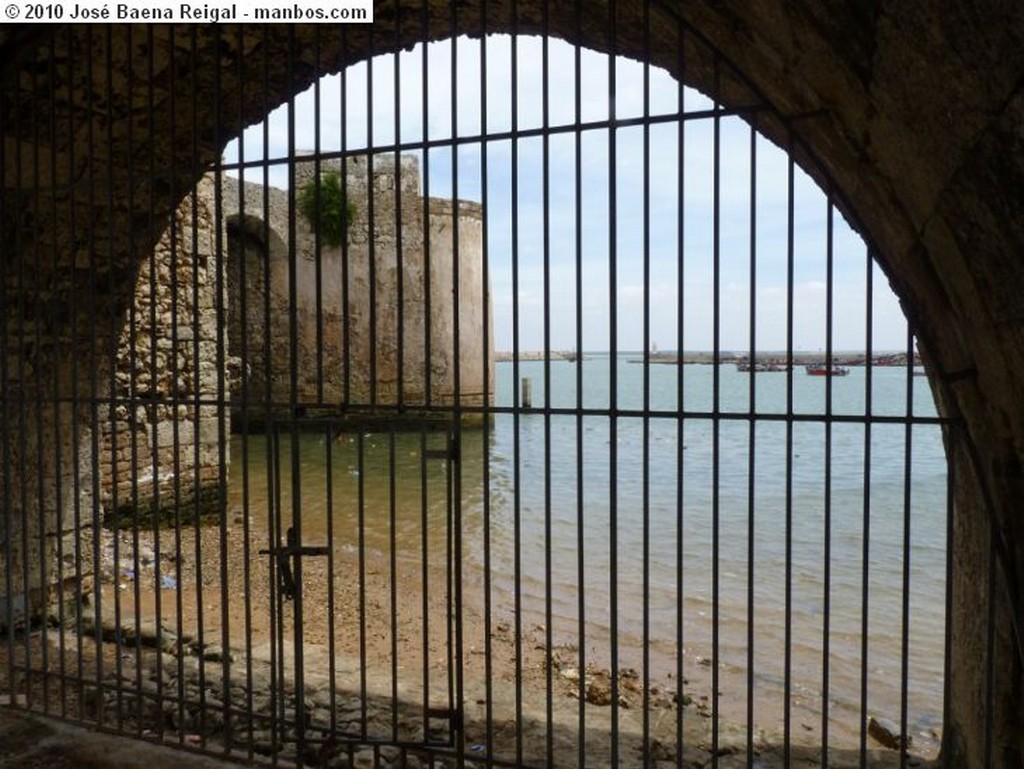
737;360;787;373
805;364;850;376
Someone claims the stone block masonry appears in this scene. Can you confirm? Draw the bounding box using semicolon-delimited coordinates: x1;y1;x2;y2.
97;175;229;528
224;152;493;426
0;175;230;629
97;150;492;525
0;149;490;628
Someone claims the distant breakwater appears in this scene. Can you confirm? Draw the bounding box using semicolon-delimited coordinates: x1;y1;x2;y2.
497;350;921;367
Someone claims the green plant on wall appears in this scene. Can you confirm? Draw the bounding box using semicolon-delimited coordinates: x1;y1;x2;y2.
298;170;356;248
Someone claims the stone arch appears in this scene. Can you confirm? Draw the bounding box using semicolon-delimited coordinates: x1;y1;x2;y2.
2;7;1023;766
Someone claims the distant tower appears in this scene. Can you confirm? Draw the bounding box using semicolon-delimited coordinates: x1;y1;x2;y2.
224;152;494;426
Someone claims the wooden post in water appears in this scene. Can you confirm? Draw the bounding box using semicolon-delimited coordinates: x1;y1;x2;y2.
521;377;532;408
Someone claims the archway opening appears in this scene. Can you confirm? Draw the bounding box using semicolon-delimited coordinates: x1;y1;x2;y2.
3;15;994;769
225;212;289;428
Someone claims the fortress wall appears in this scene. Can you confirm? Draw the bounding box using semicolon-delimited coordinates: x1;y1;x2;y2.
98;175;227;524
225;153;492;422
53;152;491;537
0;175;227;626
221;175;297;419
317;153;429;410
426;197;492;414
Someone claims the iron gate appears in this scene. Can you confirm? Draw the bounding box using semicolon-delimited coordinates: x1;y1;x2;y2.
263;419;462;764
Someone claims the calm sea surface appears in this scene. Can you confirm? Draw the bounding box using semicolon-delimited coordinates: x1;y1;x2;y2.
230;354;947;751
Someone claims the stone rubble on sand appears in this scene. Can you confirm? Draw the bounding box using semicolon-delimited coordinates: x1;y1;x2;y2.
62;598;933;769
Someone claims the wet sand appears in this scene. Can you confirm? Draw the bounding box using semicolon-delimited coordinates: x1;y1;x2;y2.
27;521;936;768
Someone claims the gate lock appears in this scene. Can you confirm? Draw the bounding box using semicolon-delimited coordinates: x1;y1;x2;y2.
259;526;329;601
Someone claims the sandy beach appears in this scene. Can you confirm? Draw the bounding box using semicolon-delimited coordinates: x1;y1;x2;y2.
2;519;926;769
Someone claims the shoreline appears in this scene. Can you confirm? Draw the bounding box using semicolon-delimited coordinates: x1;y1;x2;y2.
30;523;937;766
496;350;922;366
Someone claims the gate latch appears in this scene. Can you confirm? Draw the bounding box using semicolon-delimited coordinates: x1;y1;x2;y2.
259;526;329;601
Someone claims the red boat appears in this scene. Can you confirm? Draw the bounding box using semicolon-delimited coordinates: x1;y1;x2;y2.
805;364;850;376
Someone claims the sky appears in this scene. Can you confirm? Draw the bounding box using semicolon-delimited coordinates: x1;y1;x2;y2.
223;35;910;353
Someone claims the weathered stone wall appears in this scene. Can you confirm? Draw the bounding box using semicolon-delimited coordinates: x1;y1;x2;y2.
221;174;297;420
224;153;493;423
0;176;227;627
0;395;97;629
98;176;227;525
426;196;492;417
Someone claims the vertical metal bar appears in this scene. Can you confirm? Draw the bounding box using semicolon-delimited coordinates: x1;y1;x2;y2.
420;0;432;409
0;23;12;697
165;23;183;741
859;249;875;769
607;4;621;766
32;24;51;720
270;425;284;759
448;10;466;759
234;25;257;760
284;26;309;760
285;30;299;418
340;29;352;408
65;22;84;712
571;4;589;763
33;72;49;706
393;19;405;413
86;24;106;725
640;4;653;766
16;30;30;707
212;26;233;746
510;15;524;767
325;421;338;736
143;29;164;731
478;2;496;760
674;21;688;768
126;23;146;732
330;32;348;738
13;19;30;711
822;197;835;763
23;23;45;716
540;2;555;764
0;138;17;717
71;23;89;716
313;30;325;406
447;428;459;759
358;431;368;738
710;55;722;769
187;25;208;745
257;23;280;762
419;428;430;743
417;7;432;742
366;32;377;409
389;430;400;741
51;26;69;719
783;140;796;769
942;422;956;758
899;324;915;769
187;23;207;746
191;24;212;745
745;119;758;769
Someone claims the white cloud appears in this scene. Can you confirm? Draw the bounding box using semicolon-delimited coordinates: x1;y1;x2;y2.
222;35;910;353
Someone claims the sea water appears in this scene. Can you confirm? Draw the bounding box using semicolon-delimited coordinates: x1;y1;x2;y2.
230;354;947;751
487;355;946;749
